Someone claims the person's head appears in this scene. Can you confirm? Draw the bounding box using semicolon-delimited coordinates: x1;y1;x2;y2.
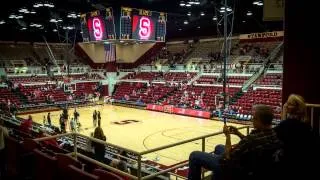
93;126;104;140
252;105;274;129
284;94;307;121
0;119;4;126
28;115;32;121
48;112;50;115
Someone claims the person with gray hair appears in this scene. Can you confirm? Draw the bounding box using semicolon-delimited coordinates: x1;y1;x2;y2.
188;104;282;180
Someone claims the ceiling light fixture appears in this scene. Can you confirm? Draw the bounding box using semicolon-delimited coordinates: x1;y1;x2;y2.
194;0;200;5
180;1;186;6
257;2;263;6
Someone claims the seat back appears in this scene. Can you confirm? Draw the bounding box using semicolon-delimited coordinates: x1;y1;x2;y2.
93;169;124;180
33;149;57;180
67;165;99;180
5;137;21;178
57;153;83;179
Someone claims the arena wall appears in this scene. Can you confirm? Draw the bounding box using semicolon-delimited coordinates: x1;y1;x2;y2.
78;43;155;64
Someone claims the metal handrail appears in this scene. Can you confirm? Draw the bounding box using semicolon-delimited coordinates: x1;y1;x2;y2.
306;104;320;108
31;123;251;179
140;125;250;155
306;103;320;131
76;153;138;180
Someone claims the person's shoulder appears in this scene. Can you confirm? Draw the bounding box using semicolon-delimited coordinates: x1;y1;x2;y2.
278;119;311;130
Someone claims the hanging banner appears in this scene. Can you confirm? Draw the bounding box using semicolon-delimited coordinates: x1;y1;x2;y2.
263;0;284;21
239;31;284;40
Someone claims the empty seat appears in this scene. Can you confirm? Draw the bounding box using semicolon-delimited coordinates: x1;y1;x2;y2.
66;165;99;180
33;149;57;180
93;169;124;180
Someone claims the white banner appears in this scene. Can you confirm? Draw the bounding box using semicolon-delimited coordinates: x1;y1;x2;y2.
239;31;284;40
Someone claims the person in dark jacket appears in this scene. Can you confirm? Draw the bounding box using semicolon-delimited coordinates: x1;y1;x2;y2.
274;94;320;179
92;120;106;163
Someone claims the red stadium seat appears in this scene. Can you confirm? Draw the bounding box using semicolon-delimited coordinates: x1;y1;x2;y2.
93;169;124;180
66;165;99;180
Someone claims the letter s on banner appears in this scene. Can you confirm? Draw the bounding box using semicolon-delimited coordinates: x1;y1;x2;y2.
139;17;151;40
93;17;103;40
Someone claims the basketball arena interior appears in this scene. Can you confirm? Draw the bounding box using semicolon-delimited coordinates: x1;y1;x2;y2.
0;0;319;180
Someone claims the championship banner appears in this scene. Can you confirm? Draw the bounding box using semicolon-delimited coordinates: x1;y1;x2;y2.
263;0;284;21
239;31;284;40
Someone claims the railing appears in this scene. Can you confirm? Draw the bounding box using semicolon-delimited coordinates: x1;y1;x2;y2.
306;103;320;135
32;125;251;180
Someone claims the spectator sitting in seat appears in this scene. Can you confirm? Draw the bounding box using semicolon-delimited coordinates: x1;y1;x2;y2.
188;105;281;180
275;94;320;179
93;121;107;163
20;115;33;134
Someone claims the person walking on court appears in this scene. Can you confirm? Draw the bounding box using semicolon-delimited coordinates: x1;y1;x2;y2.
70;117;76;132
93;110;97;127
47;112;51;126
59;114;66;133
74;108;79;122
97;111;101;127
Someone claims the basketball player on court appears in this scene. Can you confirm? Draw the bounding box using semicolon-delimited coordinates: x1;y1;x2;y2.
97;111;101;127
93;110;97;127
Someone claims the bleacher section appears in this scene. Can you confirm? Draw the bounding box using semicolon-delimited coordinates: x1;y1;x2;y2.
0;41;84;67
255;73;282;86
233;89;282;120
113;82;175;104
163;86;240;111
122;72;197;82
196;75;249;85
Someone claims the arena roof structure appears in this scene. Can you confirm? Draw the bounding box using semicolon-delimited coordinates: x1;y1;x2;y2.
0;0;283;42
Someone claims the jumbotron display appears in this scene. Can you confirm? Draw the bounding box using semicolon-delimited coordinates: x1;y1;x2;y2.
120;7;166;42
80;8;116;42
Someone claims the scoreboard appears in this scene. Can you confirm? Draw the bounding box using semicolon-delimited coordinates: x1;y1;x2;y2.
80;8;116;42
120;7;166;42
80;7;166;42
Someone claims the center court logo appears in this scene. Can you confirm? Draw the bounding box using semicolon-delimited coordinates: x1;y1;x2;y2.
112;120;140;125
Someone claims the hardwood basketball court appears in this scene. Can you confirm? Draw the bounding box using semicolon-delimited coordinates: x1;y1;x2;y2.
19;105;246;166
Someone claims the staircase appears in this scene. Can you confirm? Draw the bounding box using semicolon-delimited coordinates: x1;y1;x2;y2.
188;72;202;85
242;42;283;91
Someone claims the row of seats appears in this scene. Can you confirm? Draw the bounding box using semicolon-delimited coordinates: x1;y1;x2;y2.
163;86;240;111
196;75;249;85
255;73;282;86
123;72;197;82
232;89;282;119
113;82;175;103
